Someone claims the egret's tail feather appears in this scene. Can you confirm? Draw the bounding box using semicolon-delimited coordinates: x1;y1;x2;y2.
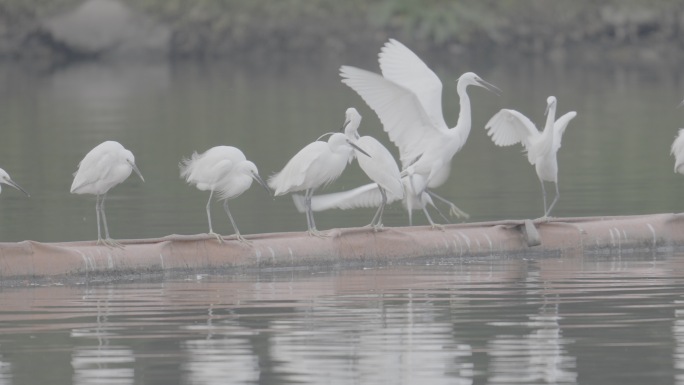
179;152;200;181
292;193;307;213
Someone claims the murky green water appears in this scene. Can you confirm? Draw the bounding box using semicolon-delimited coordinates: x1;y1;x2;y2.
1;253;684;384
0;56;681;242
0;53;683;384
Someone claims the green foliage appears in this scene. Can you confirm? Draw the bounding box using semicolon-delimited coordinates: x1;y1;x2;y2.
2;0;684;57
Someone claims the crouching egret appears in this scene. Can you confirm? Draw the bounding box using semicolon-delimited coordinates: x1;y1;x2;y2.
340;39;500;220
180;146;270;243
485;96;577;217
268;132;370;237
70;141;144;247
292;176;447;227
342;107;403;230
0;168;29;197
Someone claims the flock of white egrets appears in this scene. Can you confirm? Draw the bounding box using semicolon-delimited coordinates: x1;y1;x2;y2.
2;38;684;246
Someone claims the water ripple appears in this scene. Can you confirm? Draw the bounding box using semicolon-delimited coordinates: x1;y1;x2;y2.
0;254;683;383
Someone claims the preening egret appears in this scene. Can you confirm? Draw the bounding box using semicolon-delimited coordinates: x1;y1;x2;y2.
70;141;144;246
343;107;403;229
671;128;684;174
485;96;577;217
180;146;270;243
268;132;369;237
0;168;29;197
340;39;499;221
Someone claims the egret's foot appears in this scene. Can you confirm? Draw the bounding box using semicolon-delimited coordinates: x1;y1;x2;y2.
208;232;224;243
449;204;470;219
307;229;329;238
98;238;123;248
430;223;446;231
232;233;252;245
109;239;124;249
535;215;552;224
362;222;383;231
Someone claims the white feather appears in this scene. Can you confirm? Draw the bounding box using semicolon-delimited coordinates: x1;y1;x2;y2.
671;128;684;174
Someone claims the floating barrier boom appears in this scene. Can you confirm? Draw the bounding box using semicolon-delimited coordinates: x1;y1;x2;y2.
0;213;682;282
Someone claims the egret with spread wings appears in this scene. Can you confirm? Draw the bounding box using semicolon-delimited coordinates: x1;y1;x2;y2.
340;39;499;223
485;96;577;217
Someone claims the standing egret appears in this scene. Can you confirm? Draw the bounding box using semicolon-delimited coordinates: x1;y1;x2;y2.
671;128;684;174
485;96;577;217
0;169;29;197
673;99;684;174
340;39;499;221
268;132;370;237
342;107;403;230
70;141;144;246
180;145;270;243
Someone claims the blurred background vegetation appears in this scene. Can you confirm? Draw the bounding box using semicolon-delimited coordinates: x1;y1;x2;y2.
1;0;684;63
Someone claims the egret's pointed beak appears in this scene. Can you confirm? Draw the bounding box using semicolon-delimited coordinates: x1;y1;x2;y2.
6;178;29;197
476;78;502;96
129;161;145;182
252;171;272;196
348;140;371;158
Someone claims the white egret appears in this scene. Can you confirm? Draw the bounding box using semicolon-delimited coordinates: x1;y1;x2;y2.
180;146;270;243
292;177;447;227
340;38;499;221
70;141;144;246
671;128;684;174
268;132;370;237
0;169;29;197
673;99;684;174
342;107;403;229
485;96;577;217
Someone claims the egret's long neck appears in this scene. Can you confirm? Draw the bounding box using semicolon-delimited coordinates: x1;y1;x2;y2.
540;103;557;153
454;82;472;143
344;119;361;141
543;104;556;137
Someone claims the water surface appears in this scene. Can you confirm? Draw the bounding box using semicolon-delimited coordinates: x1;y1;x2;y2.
0;253;683;384
0;53;683;384
0;56;681;242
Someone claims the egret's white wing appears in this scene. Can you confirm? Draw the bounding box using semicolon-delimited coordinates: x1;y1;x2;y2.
672;129;684;173
485;109;539;149
672;129;684;157
355;136;404;199
340;65;448;167
378;39;446;131
180;146;244;183
70;150;116;193
552;111;577;152
181;155;233;183
268;141;328;195
293;183;399;212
